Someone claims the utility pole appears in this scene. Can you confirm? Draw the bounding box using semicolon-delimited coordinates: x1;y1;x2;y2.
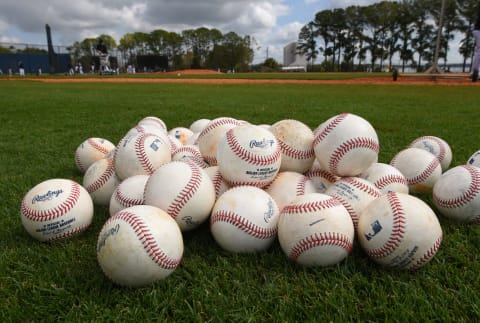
426;0;446;74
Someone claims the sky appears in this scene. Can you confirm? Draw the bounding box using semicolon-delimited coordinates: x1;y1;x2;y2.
0;0;456;65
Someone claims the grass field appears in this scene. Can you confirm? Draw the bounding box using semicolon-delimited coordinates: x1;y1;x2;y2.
1;78;480;321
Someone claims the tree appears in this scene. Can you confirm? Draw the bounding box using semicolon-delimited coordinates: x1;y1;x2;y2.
297;22;318;68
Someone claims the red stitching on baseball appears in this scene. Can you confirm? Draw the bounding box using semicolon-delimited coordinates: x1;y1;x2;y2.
46;223;90;242
211;210;277;239
198;117;240;137
282;197;342;214
305;168;338;184
412;136;446;165
313;113;348;146
114;187;144;208
278;139;314;160
226;128;281;166
85;158;116;194
329;137;379;174
173;146;203;160
407;157;440;185
296;175;308;196
343;177;381;198
365;193;406;259
211;170;225;196
135;133;156;175
433;165;480;209
331;195;358;227
225;179;270;188
75;153;85;172
21;181;81;222
88;138;111;155
107;211;182;269
374;174;408;190
166;162;202;218
407;233;442;271
289;232;353;261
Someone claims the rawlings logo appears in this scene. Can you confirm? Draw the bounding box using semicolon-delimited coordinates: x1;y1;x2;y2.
249;138;275;149
32;189;64;204
97;223;120;253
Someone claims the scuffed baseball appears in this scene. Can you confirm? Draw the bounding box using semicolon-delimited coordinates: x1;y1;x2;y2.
137;116;168;133
409;135;452;171
109;174;149;216
20;178;94;242
433;165;480;224
305;160;340;193
269;119;315;173
390;147;442;194
114;132;171;180
325;177;381;229
278;193;354;267
357;192;443;270
467;150;480;168
313;113;380;177
210;186;280;253
97;205;183;287
204;166;231;200
83;157;120;206
360;162;409;194
74;137;115;173
217;124;281;188
144;161;215;231
264;171;316;211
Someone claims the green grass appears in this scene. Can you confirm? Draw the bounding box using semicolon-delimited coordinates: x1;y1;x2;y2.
1;79;480;321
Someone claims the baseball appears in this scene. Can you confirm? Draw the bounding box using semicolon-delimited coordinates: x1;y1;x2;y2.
210;186;280;253
114;132;171;180
20;178;94;242
325;177;381;229
467;150;480;167
360;162;409;194
278;193;354;267
264;171;316;211
74;137;115;173
390;147;442;194
109;174;149;216
304;160;340;193
432;165;480;224
144;160;216;231
269;119;315;173
168;127;194;145
189;118;211;133
137;116;167;133
409;135;452;171
313;113;380;177
82;157;120;206
357;192;443;270
97;205;183;287
217;124;282;188
197;117;242;165
203;166;231;200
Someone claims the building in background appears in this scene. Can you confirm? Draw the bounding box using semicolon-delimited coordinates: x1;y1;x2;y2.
282;42;307;72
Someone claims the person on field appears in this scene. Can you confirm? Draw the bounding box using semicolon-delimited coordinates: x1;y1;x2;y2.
96;38;110;73
472;2;480;82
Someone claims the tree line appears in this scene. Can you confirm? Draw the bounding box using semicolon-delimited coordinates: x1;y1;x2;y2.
296;0;478;72
67;28;254;72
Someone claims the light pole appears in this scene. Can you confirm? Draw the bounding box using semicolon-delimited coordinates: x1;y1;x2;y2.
426;0;446;74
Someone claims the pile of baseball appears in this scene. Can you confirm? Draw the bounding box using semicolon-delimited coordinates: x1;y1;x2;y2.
19;113;480;287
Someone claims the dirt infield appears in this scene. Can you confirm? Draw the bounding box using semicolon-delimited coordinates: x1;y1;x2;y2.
7;69;477;85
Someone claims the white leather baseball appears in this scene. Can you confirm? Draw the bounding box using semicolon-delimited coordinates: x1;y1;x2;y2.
360;162;409;194
325;177;381;229
74;137;115;173
109;174;149;216
217;124;281;188
390;147;442;194
82;157;120;206
210;186;280;253
433;165;480;224
313;113;379;177
20;178;94;242
144;161;215;231
204;166;231;200
467;150;480;168
304;160;340;193
357;192;443;270
97;205;183;287
278;193;354;267
269;119;315;173
264;171;316;211
409;135;452;171
114;132;171;180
